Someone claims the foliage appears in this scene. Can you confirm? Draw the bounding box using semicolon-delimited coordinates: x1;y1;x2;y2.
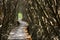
0;0;20;40
22;0;60;40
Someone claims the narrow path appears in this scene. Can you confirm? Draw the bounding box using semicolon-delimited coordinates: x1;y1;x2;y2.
8;20;32;40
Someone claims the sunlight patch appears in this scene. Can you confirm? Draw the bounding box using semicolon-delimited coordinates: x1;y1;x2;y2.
18;12;23;20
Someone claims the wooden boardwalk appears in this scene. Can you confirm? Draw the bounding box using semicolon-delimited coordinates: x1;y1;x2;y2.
8;20;32;40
